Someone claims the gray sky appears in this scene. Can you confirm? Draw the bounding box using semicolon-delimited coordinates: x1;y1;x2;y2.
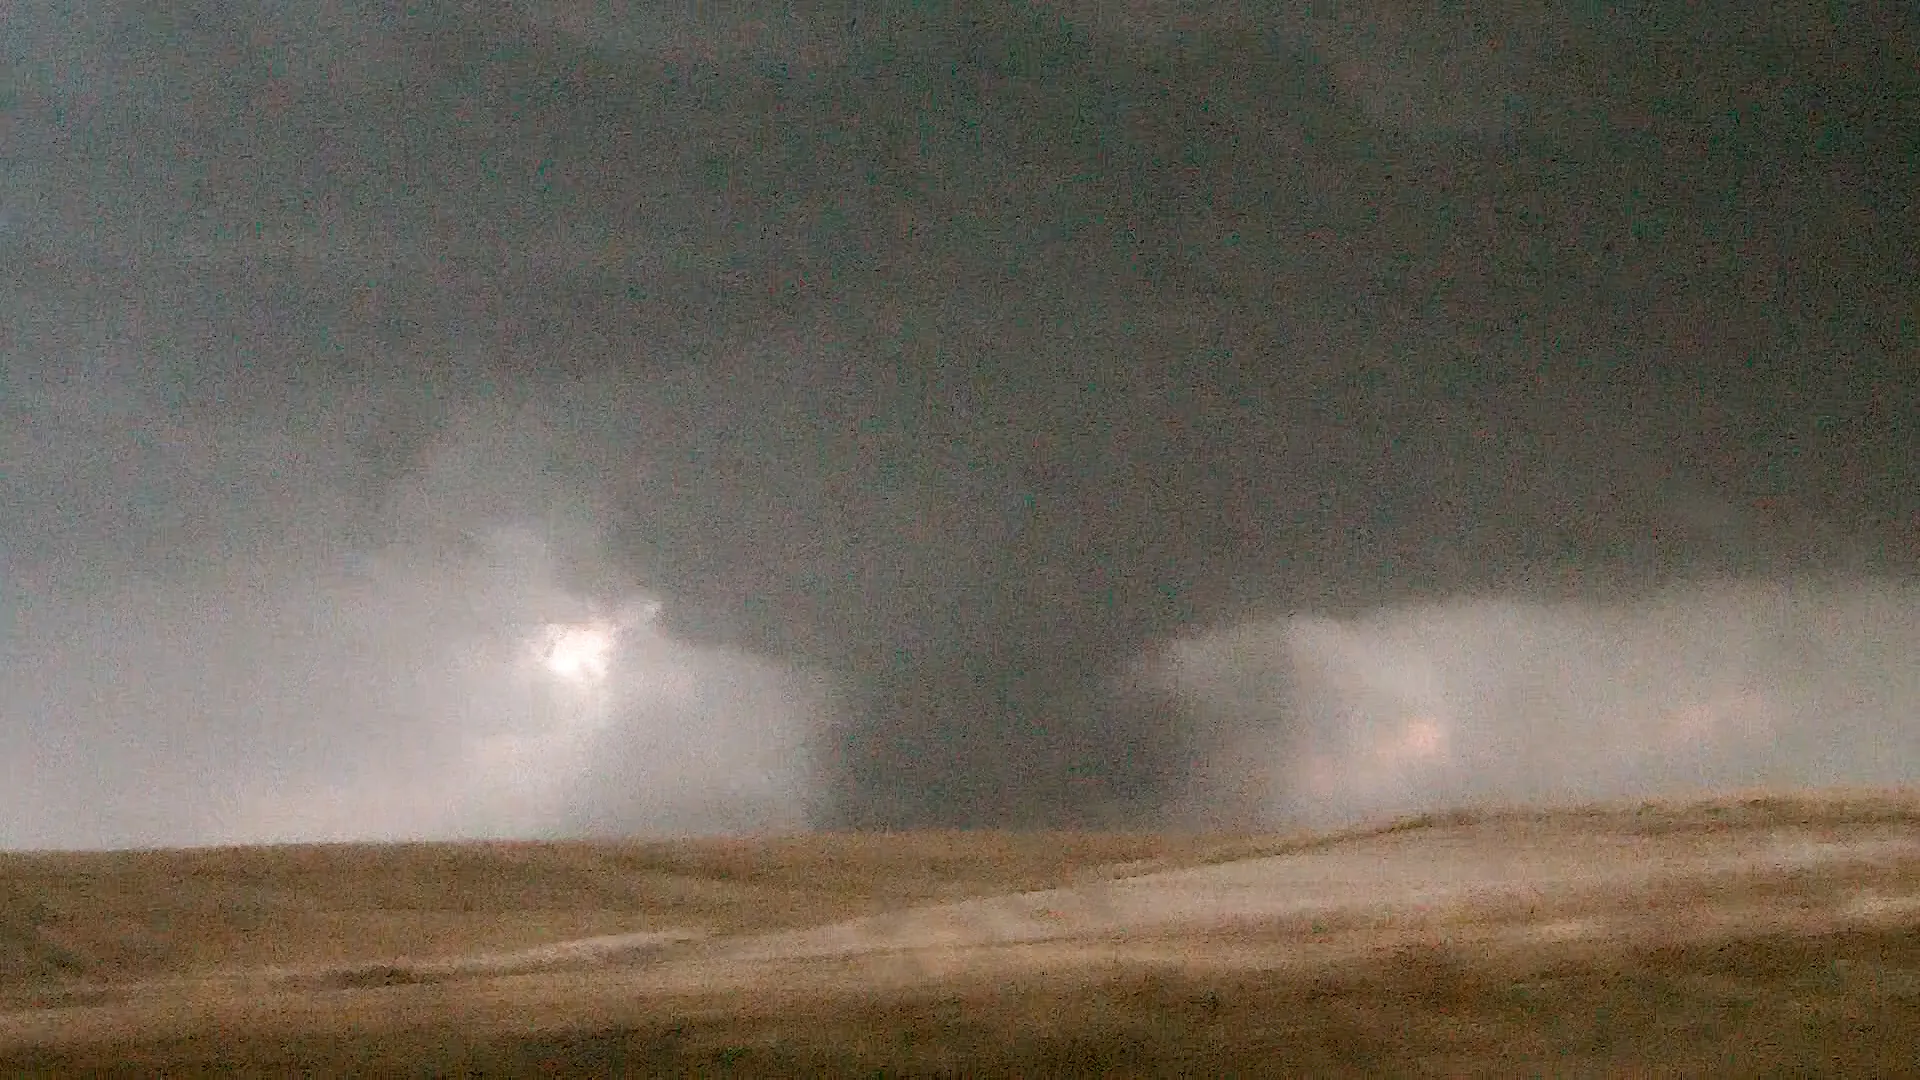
2;2;1915;846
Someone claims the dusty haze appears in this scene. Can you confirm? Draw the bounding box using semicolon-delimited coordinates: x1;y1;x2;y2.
1164;581;1920;828
2;2;1916;846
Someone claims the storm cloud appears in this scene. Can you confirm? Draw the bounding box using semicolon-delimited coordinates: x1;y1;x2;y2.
2;2;1915;843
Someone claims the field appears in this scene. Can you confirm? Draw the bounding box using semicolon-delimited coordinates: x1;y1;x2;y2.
4;792;1919;1075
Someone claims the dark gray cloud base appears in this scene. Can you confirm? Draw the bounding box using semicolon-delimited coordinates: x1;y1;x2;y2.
2;3;1915;841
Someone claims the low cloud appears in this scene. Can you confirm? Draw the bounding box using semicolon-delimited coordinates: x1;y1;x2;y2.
1163;578;1920;827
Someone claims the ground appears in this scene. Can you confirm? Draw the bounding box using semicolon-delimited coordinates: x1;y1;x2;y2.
3;791;1919;1075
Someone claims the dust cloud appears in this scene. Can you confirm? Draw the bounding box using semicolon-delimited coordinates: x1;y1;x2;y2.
0;383;820;850
1;353;1914;847
1162;580;1920;828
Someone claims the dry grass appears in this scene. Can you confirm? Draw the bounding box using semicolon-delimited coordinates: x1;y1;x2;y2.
4;791;1919;1075
6;926;1919;1076
0;831;1250;988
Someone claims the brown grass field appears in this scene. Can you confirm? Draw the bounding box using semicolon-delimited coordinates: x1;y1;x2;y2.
3;791;1919;1076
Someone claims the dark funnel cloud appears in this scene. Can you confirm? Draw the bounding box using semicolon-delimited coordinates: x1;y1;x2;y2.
2;2;1915;840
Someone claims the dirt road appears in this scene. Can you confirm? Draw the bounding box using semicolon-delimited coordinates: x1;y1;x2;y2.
712;824;1910;956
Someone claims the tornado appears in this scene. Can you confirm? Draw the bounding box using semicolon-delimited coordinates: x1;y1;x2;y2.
3;2;1911;840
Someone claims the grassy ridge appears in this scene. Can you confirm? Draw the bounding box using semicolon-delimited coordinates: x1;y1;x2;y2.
0;832;1252;987
6;925;1918;1076
7;792;1919;986
4;793;1919;1074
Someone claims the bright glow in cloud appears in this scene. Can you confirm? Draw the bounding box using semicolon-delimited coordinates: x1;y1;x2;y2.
534;621;618;683
527;599;664;687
